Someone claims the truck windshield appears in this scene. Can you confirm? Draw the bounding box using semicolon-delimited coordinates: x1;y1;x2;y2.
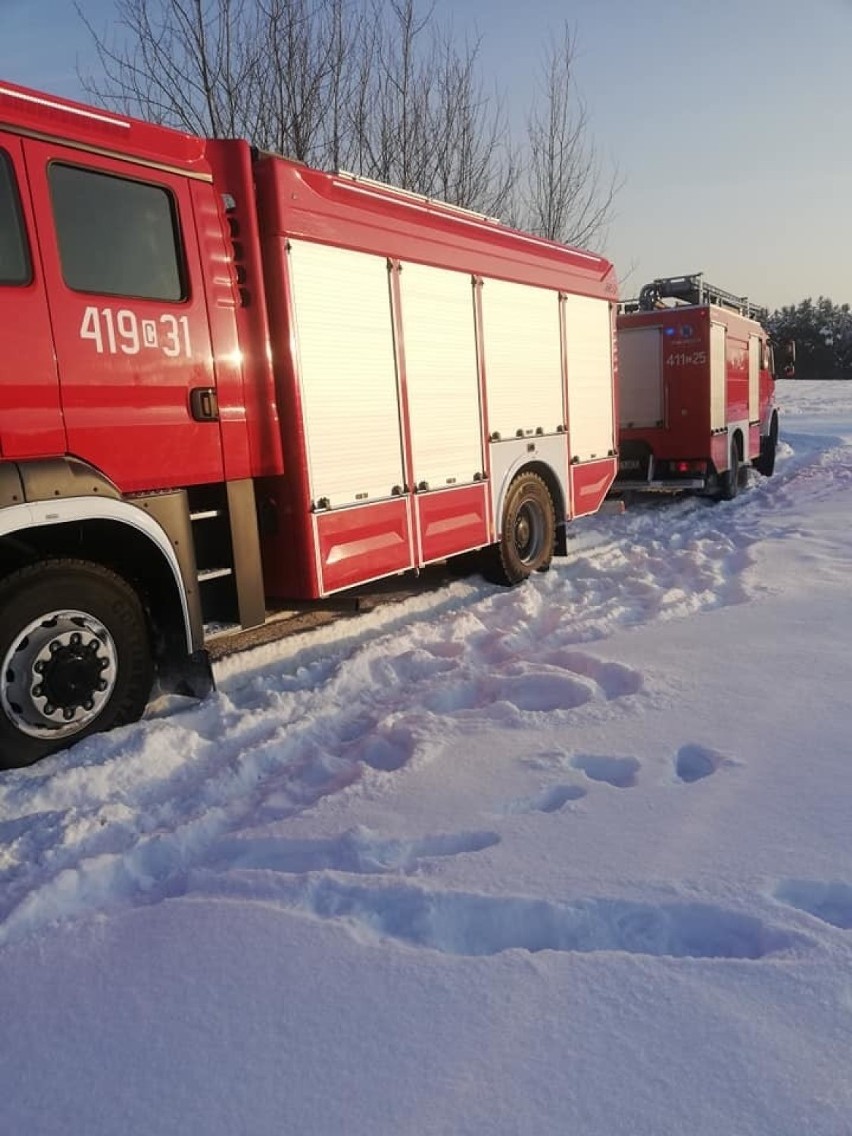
0;151;31;286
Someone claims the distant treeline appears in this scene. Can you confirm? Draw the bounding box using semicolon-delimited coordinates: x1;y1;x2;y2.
769;298;852;381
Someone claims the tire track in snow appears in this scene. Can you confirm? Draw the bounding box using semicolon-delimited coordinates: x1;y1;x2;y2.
0;638;641;944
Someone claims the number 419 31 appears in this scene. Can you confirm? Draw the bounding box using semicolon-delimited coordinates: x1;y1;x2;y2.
80;306;192;358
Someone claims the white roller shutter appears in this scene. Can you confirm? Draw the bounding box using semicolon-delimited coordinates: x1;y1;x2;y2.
565;294;615;460
748;335;760;420
710;323;727;431
618;326;664;428
288;240;404;507
398;263;483;487
480;279;563;438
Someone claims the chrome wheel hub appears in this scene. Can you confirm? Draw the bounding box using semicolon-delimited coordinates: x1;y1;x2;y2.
514;502;543;563
1;610;118;739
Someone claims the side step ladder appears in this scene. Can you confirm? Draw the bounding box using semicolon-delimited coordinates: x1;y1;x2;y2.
187;480;266;632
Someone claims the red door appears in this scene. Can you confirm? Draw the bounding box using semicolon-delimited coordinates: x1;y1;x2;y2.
0;134;64;459
23;139;224;493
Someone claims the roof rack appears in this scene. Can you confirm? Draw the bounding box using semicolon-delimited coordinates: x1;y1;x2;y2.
334;169;501;225
621;273;767;321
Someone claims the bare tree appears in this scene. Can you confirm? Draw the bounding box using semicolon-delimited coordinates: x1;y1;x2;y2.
77;2;615;242
75;0;362;163
348;0;517;215
521;24;619;249
77;0;266;138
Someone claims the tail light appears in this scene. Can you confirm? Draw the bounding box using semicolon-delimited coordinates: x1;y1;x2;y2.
671;460;707;475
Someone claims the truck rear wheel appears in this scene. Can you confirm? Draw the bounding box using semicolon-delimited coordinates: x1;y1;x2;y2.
754;414;778;478
483;472;556;585
0;560;153;769
718;443;740;501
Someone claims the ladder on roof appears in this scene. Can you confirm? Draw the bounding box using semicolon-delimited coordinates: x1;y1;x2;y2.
629;273;767;321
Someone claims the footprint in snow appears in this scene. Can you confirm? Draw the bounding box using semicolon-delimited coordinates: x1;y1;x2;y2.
537;651;643;700
674;743;732;783
213;876;805;960
208;826;501;876
416;652;643;718
503;784;587;815
773;880;852;930
571;753;641;789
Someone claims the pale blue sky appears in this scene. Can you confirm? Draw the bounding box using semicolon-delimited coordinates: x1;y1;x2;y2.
3;0;850;309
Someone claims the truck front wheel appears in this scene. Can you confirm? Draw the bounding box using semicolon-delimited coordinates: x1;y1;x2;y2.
0;560;154;769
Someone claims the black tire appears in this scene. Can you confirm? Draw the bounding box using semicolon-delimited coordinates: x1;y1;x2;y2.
754;414;778;478
483;472;556;586
718;442;740;501
0;560;153;769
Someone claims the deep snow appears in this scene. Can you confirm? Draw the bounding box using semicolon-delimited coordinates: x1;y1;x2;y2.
2;381;852;1135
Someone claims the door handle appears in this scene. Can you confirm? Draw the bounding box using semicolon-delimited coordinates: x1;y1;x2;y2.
190;387;219;422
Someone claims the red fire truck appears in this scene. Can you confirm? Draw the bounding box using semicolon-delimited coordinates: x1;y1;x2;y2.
0;80;618;766
614;274;782;498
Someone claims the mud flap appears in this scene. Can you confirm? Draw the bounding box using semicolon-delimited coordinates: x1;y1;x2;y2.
158;648;215;701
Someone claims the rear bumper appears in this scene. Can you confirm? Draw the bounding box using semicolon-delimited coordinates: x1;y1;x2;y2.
613;477;707;492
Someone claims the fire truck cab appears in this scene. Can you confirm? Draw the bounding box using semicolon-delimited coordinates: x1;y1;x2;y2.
614;274;780;498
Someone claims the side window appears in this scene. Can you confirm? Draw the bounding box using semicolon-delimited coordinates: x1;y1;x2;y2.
0;150;31;286
48;163;186;302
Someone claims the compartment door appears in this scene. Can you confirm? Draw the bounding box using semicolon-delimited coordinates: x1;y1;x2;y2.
287;240;405;509
618;325;664;429
710;323;727;430
565;294;615;461
748;335;760;421
398;262;483;488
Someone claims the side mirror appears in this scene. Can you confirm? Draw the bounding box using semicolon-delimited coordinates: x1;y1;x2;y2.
771;338;796;379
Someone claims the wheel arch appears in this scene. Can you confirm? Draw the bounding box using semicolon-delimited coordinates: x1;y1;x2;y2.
494;458;565;537
0;498;198;665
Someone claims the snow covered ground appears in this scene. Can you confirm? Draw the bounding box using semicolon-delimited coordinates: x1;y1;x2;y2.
2;380;852;1135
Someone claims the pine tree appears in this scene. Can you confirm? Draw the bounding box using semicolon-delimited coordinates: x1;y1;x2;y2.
768;298;852;380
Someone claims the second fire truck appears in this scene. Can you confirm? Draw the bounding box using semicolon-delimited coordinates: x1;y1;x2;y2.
614;274;785;499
